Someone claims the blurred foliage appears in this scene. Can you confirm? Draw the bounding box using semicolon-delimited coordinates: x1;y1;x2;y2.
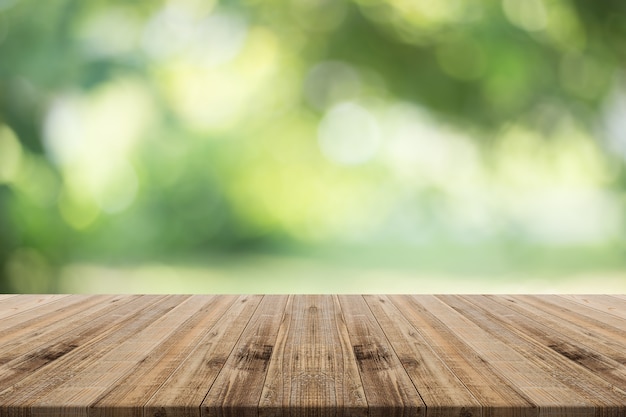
1;0;626;292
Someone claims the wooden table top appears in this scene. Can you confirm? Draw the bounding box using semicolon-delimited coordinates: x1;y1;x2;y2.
0;294;624;417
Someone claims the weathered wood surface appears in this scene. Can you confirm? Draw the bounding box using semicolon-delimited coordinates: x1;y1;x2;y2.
0;295;624;417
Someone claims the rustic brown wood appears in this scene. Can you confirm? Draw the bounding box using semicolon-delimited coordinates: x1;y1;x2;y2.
202;295;289;417
337;295;425;417
91;294;240;417
0;295;624;417
0;294;68;321
375;295;534;417
435;295;626;415
259;294;367;417
559;295;626;320
144;294;262;417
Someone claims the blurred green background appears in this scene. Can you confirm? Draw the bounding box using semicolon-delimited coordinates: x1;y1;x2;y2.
1;0;626;293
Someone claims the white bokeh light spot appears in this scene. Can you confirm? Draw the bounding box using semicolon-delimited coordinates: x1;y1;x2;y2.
317;102;380;166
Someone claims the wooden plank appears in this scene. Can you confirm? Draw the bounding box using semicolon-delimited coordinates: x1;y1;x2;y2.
0;295;141;390
516;295;626;343
494;295;626;368
560;295;626;320
0;295;623;417
0;295;181;416
0;295;167;396
201;295;289;417
377;295;535;417
407;295;596;417
337;295;424;417
142;294;263;417
29;295;217;417
0;295;119;348
0;294;68;320
437;295;626;416
505;295;626;346
364;295;483;417
259;294;367;417
459;296;626;401
89;295;238;417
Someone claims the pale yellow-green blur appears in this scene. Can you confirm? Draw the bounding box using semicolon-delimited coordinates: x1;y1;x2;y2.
1;0;625;293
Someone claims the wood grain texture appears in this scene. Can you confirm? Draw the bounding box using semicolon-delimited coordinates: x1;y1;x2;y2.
259;294;367;417
0;295;68;321
373;295;534;417
144;294;262;417
337;295;424;417
0;295;624;417
91;294;240;417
